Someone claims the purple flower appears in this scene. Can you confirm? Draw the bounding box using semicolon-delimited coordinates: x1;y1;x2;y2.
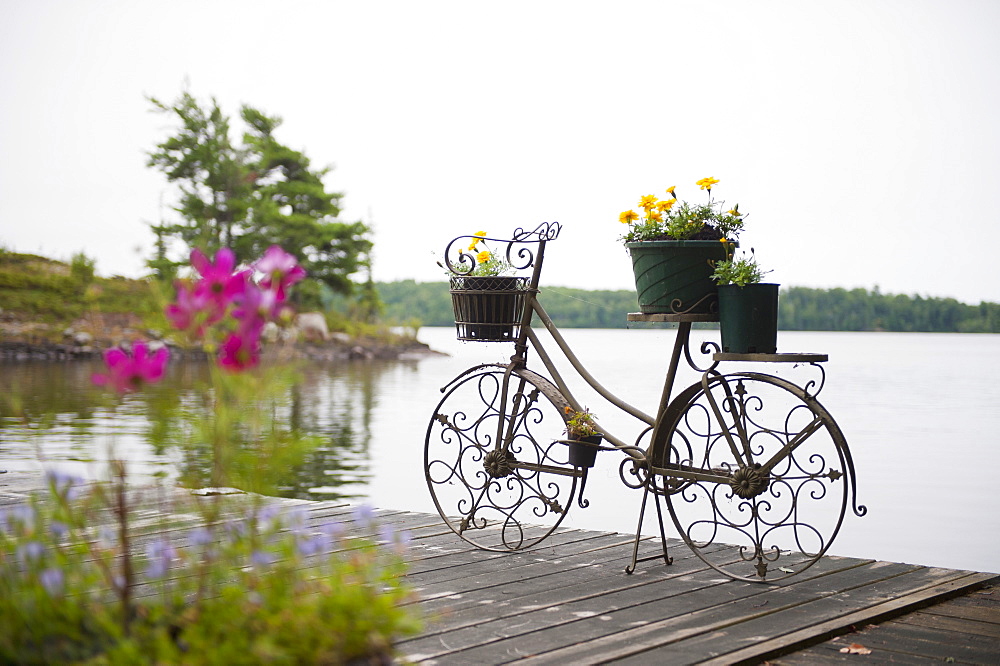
49;521;69;539
18;541;45;565
92;341;170;393
225;519;249;542
251;550;276;568
144;540;177;579
352;504;375;529
377;524;396;545
378;525;412;553
188;527;213;548
39;567;64;596
45;469;84;500
296;532;332;557
98;525;117;548
283;506;308;530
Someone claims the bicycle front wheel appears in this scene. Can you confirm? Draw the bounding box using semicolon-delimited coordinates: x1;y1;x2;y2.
425;364;579;551
651;372;860;582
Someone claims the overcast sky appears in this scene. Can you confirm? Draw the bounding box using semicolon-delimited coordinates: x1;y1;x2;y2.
2;0;998;305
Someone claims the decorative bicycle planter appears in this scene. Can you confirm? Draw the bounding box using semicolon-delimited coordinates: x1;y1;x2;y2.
426;224;866;582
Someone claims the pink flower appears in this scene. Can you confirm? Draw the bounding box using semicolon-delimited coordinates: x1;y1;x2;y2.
218;330;261;371
92;341;170;393
165;280;209;336
190;247;249;322
231;279;279;327
255;245;306;300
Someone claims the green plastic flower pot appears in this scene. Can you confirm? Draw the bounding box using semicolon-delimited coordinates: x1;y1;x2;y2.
718;283;779;353
626;241;729;314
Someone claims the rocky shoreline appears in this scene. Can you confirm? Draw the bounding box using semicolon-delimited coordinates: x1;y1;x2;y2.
0;312;444;363
0;337;443;363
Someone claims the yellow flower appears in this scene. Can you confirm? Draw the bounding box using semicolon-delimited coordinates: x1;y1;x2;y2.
656;198;677;213
665;186;676;196
619;210;639;224
696;177;720;191
638;194;658;210
727;205;741;217
467;230;487;251
564;405;573;414
647;210;663;222
476;250;491;263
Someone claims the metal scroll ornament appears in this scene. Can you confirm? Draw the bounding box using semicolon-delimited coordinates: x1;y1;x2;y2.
424;365;579;551
655;373;866;581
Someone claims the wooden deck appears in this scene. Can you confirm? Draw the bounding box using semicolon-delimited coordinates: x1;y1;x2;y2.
2;473;997;664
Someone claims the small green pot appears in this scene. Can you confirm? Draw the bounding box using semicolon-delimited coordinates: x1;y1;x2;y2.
626;241;729;314
718;283;779;353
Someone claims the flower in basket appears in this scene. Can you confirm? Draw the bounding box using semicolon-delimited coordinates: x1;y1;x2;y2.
711;247;772;287
450;231;514;276
563;406;599;439
619;178;746;243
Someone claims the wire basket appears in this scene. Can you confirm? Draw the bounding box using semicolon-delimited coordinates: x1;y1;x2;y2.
449;276;528;342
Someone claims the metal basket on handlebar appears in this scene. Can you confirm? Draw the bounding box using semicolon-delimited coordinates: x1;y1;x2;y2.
449;275;528;342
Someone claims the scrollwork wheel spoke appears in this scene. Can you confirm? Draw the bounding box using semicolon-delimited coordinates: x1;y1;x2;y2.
425;364;578;551
653;372;860;582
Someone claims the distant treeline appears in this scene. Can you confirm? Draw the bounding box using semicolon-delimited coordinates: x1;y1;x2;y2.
377;281;1000;333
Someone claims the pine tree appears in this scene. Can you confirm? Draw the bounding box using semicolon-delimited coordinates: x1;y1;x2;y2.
146;91;372;299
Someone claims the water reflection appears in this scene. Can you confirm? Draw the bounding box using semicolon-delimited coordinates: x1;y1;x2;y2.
0;359;396;502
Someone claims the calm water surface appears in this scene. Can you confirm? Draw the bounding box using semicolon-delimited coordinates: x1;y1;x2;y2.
2;328;998;575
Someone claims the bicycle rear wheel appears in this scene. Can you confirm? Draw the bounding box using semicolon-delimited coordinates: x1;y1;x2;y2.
651;372;862;582
425;364;580;551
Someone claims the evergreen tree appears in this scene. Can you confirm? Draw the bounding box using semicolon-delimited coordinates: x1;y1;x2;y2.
146;91;372;298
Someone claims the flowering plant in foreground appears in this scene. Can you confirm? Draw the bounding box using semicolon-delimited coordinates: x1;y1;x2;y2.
0;471;418;663
619;177;746;243
1;246;421;662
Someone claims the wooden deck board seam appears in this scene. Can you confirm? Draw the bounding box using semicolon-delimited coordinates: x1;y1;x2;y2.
698;571;1000;666
505;563;946;665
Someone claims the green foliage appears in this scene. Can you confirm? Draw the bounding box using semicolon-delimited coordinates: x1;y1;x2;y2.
147;91;373;297
0;252;160;324
69;252;96;287
711;248;771;287
376;280;999;333
376;280;641;329
779;287;1000;333
0;473;421;664
564;407;598;438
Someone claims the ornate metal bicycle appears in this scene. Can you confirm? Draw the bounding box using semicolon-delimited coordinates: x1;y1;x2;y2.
424;224;866;582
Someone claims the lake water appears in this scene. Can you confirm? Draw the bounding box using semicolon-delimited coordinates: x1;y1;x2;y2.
2;327;998;575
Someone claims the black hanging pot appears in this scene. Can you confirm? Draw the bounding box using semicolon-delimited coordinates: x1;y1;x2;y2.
449;276;528;342
568;434;604;468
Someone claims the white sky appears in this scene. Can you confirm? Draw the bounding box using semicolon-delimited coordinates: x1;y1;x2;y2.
1;0;998;304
